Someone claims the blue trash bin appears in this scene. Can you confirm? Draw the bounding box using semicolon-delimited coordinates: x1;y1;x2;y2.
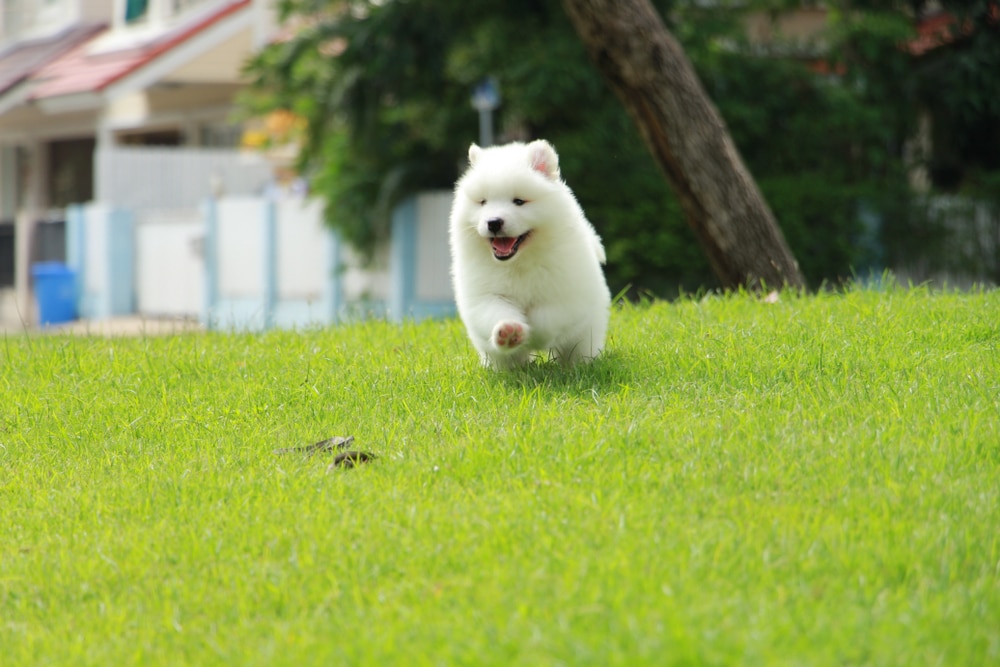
32;262;78;325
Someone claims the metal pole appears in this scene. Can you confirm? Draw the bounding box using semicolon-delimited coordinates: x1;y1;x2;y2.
478;109;494;148
471;77;500;147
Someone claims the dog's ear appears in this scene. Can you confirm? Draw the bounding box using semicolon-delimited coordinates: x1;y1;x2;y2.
468;144;482;166
527;140;560;180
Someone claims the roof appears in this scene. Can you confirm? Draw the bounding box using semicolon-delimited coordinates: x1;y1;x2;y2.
907;6;1000;57
0;23;106;96
27;0;250;101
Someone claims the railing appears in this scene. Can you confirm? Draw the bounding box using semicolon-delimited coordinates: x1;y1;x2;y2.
95;145;274;211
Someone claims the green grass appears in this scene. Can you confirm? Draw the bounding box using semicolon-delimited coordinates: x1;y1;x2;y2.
1;286;998;666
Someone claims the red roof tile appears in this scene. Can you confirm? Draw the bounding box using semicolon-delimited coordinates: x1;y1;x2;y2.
0;23;105;95
28;0;250;100
907;5;1000;56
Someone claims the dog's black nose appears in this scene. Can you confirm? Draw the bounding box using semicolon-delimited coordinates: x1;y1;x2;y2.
487;217;504;234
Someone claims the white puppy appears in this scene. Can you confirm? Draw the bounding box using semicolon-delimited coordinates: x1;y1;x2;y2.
449;139;611;369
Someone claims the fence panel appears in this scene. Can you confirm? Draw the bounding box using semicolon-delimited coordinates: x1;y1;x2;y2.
66;204;134;319
389;192;455;321
276;198;326;301
96;146;273;210
135;209;204;317
65;189;457;328
415;192;453;303
207;197;268;330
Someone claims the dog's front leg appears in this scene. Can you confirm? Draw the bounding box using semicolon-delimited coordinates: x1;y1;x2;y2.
466;297;532;368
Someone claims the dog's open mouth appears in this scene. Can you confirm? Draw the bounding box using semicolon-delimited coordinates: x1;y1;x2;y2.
491;232;530;261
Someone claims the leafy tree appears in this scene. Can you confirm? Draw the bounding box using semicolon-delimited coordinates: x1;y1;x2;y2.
245;0;995;293
245;0;475;252
563;0;806;291
825;0;1000;282
245;0;719;294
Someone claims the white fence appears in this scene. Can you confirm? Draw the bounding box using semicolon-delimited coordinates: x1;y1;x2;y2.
388;192;454;319
135;209;204;316
66;191;456;329
206;196;352;329
67;204;133;319
95;146;275;210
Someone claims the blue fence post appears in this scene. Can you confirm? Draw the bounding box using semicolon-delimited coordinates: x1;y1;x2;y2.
201;198;218;330
389;196;417;322
65;204;87;317
106;208;135;316
262;198;278;331
323;227;344;325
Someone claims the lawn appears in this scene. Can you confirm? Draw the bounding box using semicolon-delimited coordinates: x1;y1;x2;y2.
1;286;998;666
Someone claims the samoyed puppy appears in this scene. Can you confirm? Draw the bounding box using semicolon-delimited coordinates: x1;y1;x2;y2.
449;139;611;369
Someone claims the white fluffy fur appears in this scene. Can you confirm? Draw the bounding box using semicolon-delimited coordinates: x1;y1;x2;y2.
449;139;611;369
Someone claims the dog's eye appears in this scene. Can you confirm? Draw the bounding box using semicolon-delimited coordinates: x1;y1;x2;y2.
478;199;486;206
513;198;526;206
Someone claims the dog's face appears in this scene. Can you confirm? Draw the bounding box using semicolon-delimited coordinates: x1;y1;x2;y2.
454;140;561;262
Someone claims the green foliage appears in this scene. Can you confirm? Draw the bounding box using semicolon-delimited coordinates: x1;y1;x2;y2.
2;288;1000;664
538;99;715;297
827;0;1000;280
245;0;714;294
248;1;470;248
244;0;997;293
685;18;909;285
913;2;1000;187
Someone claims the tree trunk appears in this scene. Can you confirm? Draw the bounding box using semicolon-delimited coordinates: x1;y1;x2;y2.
562;0;805;290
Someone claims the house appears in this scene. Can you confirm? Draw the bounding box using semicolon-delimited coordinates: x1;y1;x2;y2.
0;0;278;325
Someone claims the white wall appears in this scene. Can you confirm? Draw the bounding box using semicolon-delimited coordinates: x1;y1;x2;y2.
82;205;110;300
276;197;326;301
342;243;390;308
136;209;203;316
216;196;264;298
415;191;453;303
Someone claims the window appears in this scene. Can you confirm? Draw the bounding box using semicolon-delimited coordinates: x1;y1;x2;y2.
199;122;243;148
48;138;96;208
122;0;216;26
124;0;150;23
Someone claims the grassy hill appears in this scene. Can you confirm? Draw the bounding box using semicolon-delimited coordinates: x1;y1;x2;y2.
2;286;998;665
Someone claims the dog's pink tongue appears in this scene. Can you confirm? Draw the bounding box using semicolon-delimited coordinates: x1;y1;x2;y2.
491;237;517;255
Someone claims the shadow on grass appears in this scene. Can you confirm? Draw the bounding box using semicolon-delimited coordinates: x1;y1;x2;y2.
487;348;642;396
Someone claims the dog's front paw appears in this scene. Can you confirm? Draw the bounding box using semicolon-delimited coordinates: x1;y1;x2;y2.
492;321;528;350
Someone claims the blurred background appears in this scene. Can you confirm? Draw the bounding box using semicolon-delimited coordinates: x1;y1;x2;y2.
1;0;997;329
